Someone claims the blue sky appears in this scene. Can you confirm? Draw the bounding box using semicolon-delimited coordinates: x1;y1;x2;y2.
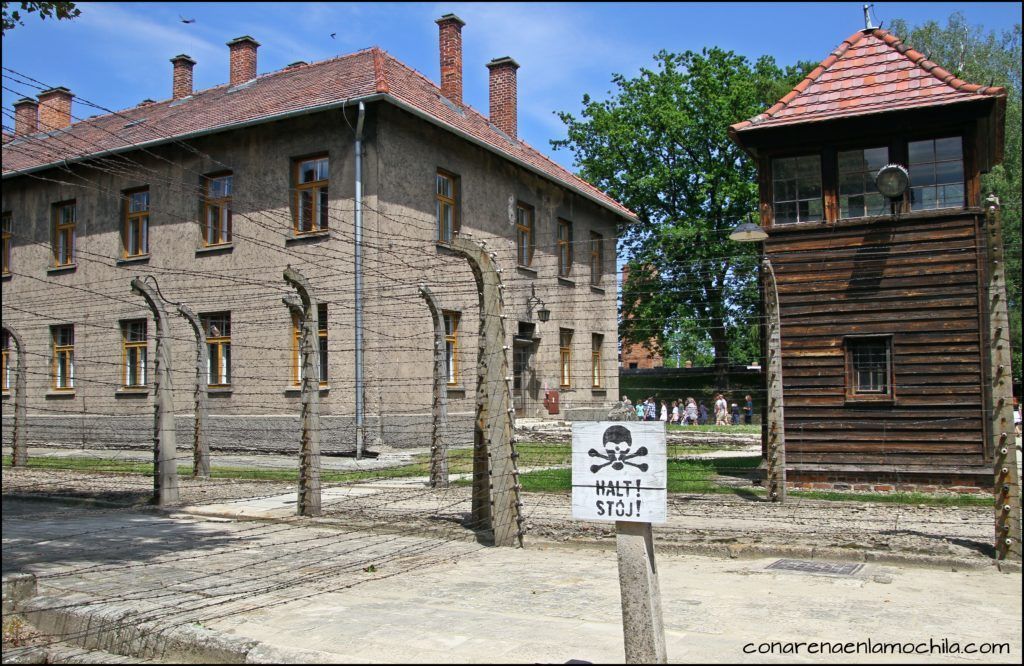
2;2;1020;171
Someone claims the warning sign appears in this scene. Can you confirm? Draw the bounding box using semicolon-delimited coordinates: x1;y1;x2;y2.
571;422;667;524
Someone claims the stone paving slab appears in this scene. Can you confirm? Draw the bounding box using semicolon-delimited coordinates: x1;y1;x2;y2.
3;499;1020;664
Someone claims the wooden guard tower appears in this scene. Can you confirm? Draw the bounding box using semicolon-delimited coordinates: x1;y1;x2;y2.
728;27;1012;496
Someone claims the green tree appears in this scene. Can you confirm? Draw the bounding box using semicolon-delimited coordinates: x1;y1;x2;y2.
555;49;809;384
1;2;79;35
888;13;1022;386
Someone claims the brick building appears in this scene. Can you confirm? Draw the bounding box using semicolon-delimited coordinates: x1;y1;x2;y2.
1;15;635;453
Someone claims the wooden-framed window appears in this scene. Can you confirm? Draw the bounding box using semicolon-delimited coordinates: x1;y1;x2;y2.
591;333;603;388
557;218;573;277
589;231;603;285
771;155;822;225
201;312;231;387
1;329;10;393
845;335;893;400
123;188;149;257
559;328;573;388
436;169;459;242
908;137;964;212
202;173;233;246
294;156;329;234
52;200;76;267
291;303;328;385
515;202;534;267
443;311;459;385
51;324;74;390
1;212;11;275
121;319;147;387
837;147;889;219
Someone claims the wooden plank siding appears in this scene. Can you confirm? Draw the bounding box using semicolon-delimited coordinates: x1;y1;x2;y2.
765;212;989;479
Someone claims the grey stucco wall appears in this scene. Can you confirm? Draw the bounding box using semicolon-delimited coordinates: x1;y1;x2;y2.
1;99;620;453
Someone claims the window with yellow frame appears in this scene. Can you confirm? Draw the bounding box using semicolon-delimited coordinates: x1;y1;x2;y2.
559;328;573;388
121;320;147;387
557;218;573;277
52;201;76;267
589;231;603;285
436;169;459;242
291;303;328;385
1;212;11;275
1;329;10;393
294;156;329;234
51;324;74;390
202;173;233;246
123;189;149;257
515;202;534;267
443;311;459;385
201;312;231;387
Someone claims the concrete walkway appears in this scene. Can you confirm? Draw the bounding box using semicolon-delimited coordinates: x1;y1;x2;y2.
2;499;1020;664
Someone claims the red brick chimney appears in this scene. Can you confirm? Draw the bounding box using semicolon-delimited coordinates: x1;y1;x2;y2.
37;87;73;131
487;57;519;139
170;54;196;99
227;36;260;86
13;97;38;136
436;14;465;104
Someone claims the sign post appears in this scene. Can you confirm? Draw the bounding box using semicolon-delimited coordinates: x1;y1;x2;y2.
573;422;667;663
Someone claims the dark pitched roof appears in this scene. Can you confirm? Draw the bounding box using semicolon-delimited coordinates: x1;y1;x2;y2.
2;47;636;221
730;28;1006;135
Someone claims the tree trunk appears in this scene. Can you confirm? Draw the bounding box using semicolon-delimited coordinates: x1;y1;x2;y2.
710;320;730;390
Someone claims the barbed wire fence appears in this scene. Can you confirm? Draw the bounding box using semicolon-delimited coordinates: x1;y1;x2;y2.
1;66;1021;658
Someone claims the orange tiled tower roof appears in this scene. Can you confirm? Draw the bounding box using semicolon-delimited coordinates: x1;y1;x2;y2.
730;28;1006;135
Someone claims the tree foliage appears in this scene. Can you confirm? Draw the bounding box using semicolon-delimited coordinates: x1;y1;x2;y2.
554;49;810;381
1;2;79;35
889;13;1022;385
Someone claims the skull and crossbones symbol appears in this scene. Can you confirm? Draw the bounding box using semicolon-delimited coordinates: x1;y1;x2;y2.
589;425;649;474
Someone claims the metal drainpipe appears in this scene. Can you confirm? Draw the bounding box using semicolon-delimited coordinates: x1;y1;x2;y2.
354;101;366;459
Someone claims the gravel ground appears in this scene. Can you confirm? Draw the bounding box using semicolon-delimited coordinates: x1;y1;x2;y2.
2;465;996;564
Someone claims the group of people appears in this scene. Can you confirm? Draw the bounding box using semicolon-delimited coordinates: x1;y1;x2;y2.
621;394;754;426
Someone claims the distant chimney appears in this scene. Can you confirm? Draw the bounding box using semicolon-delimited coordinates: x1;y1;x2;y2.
170;54;196;99
436;14;465;104
13;97;38;136
487;57;520;139
37;87;73;131
227;36;260;86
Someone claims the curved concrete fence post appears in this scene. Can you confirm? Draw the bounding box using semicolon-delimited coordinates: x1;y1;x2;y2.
2;322;28;466
441;236;522;547
284;266;322;518
175;302;210;478
418;283;450;488
130;277;180;506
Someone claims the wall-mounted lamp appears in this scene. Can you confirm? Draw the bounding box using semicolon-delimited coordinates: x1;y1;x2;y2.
527;284;550;323
728;217;768;243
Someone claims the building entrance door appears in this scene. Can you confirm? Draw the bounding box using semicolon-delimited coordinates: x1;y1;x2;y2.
513;322;537;418
513;343;531;417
